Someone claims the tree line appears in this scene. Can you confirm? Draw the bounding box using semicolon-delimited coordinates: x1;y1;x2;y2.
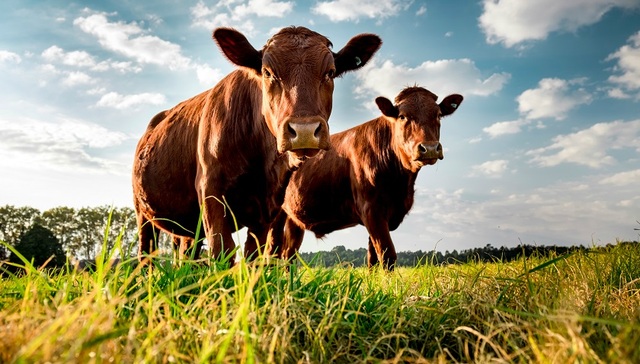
297;241;640;268
1;204;638;270
0;205;156;264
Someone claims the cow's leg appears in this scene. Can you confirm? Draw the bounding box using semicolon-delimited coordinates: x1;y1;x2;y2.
244;226;268;262
265;209;288;259
282;217;305;261
173;236;201;261
137;214;158;264
362;208;396;271
200;194;236;266
367;237;380;268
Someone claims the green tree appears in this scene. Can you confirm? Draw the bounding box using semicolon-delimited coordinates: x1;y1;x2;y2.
67;206;110;260
0;205;41;260
41;206;77;253
9;224;65;269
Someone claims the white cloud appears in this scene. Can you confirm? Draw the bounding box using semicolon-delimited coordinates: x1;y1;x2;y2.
191;0;292;33
527;119;640;168
483;119;530;138
517;78;592;120
599;169;640;186
97;92;166;109
606;31;640;100
470;159;509;177
0;117;130;174
479;0;640;48
62;71;95;87
313;0;412;22
0;50;22;64
42;45;94;67
195;63;225;86
41;45;142;73
74;13;191;70
416;5;427;16
355;59;510;101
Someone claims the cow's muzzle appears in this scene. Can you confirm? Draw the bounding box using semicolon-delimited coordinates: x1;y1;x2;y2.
279;116;330;153
415;142;443;165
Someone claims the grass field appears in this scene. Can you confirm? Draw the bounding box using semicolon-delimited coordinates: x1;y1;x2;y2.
1;240;639;363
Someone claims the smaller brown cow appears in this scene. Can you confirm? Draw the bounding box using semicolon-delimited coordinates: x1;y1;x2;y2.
267;86;463;270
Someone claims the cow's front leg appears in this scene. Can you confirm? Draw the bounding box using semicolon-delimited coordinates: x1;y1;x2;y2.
199;192;236;267
244;225;268;262
362;206;397;271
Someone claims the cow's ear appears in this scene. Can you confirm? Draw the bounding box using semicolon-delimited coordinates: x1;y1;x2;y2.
334;34;382;77
213;28;262;73
439;94;463;116
375;97;398;119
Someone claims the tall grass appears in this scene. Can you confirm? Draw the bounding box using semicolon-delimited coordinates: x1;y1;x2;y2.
1;239;639;363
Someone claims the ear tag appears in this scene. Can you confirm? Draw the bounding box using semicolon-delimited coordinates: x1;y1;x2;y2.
355;56;362;66
451;103;458;109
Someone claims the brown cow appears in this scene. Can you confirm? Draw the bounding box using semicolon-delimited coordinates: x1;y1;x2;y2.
266;86;463;270
132;27;381;265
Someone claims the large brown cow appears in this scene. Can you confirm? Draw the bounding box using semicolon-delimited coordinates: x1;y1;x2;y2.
133;27;381;265
267;86;463;270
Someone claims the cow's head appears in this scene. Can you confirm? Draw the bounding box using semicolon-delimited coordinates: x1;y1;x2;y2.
376;87;463;173
213;26;381;160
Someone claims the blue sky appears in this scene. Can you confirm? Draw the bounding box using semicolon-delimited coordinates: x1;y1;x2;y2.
1;0;639;254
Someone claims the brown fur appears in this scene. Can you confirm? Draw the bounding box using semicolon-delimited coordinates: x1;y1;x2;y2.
132;26;381;264
267;87;463;270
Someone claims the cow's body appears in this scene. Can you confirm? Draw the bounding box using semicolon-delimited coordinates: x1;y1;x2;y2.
132;27;381;264
267;87;463;270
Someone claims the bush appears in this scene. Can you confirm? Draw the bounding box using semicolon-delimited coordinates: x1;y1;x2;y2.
9;224;65;269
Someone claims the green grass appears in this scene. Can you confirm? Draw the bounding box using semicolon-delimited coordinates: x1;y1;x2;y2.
1;241;639;363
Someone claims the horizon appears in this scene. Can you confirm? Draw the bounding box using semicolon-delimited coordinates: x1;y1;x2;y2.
1;0;639;254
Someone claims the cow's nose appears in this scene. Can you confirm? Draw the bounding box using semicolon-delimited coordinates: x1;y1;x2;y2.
283;117;330;151
418;142;443;160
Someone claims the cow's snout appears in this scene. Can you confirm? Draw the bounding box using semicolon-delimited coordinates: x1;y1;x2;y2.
417;142;443;161
280;117;330;153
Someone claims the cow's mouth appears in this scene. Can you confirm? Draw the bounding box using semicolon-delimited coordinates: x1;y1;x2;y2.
414;158;439;167
290;148;321;160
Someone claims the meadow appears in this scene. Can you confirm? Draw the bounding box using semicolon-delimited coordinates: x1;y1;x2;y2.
1;239;639;363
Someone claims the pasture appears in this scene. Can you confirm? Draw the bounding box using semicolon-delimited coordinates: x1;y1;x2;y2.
1;240;639;363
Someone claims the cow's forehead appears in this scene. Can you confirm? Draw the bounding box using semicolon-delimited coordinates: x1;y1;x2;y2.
395;87;438;105
264;26;332;53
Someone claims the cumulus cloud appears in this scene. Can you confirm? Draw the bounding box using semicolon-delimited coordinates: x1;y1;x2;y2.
517;78;592;120
483;119;530;138
526;119;640;168
482;77;590;139
41;45;142;73
0;117;130;174
479;0;640;48
62;71;95;87
355;59;510;101
96;92;166;109
191;0;293;33
0;50;22;64
195;63;225;86
470;159;509;177
599;169;640;186
312;0;412;22
606;31;640;100
74;13;191;70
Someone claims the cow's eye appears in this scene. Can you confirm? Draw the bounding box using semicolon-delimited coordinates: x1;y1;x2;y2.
398;115;406;121
324;69;335;82
262;68;272;78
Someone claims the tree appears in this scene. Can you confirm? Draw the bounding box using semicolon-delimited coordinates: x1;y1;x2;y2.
0;205;41;260
41;206;77;253
9;224;65;269
68;206;110;260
